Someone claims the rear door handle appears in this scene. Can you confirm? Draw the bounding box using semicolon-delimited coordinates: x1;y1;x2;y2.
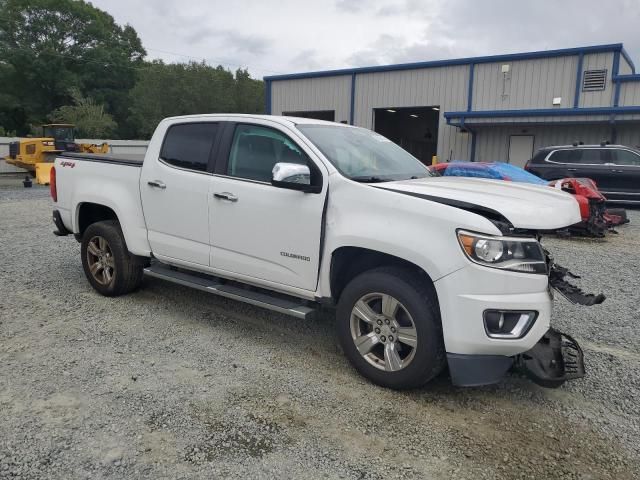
567;168;577;172
213;192;238;202
147;180;166;189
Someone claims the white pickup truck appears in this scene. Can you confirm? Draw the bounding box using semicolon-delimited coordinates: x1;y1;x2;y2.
50;114;603;389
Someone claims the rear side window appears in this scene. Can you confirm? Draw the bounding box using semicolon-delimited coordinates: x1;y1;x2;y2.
530;150;549;164
549;149;607;164
160;123;218;172
613;149;640;166
227;124;309;182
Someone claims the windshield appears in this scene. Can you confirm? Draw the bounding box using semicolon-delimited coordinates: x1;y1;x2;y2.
297;125;432;182
43;126;74;141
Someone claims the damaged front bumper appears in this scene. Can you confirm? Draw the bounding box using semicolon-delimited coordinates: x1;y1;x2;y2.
448;328;586;388
441;241;604;388
515;328;585;388
446;258;602;388
515;260;602;387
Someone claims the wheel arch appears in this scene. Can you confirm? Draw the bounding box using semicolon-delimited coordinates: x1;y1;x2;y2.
329;246;439;305
76;202;119;237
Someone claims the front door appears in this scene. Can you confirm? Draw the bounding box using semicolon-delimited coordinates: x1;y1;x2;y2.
508;135;534;167
209;122;327;291
140;122;220;266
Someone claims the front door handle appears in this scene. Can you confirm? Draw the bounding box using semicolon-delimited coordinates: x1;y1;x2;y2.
213;192;238;202
147;180;166;189
567;168;577;172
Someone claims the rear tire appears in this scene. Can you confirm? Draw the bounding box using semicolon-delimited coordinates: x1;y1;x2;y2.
81;220;144;296
336;266;446;389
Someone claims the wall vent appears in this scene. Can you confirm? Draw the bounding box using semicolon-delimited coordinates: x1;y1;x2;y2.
582;69;607;91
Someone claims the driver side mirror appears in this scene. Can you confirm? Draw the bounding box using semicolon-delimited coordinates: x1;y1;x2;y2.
271;162;321;193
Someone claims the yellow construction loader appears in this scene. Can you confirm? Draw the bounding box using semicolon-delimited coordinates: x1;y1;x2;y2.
4;124;109;185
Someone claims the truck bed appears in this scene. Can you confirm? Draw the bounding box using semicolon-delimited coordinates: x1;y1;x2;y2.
54;151;149;256
60;151;145;167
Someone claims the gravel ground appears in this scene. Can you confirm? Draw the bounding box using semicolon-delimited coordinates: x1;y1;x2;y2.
1;175;639;479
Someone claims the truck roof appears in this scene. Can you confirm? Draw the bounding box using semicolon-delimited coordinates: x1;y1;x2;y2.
162;113;350;128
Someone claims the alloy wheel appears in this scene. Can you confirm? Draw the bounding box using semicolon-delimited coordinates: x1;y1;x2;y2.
86;235;115;285
349;292;418;372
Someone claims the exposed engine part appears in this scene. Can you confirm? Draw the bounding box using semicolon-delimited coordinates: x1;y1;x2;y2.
549;263;606;306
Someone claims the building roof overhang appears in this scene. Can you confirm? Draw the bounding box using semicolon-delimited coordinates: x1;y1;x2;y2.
444;107;640;127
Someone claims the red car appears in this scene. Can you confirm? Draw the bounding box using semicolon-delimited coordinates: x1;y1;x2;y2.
430;162;628;237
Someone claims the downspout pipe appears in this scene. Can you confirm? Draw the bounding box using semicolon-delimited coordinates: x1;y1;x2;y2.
447;117;477;162
611;51;621;141
461;118;477;162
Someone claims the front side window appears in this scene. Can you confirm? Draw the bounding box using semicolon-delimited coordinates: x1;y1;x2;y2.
160;123;218;172
227;124;309;182
297;125;431;182
548;149;581;164
613;149;640;166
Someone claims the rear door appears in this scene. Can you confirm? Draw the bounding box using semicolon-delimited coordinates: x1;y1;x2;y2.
570;148;618;191
140;122;220;266
606;148;640;202
208;121;327;291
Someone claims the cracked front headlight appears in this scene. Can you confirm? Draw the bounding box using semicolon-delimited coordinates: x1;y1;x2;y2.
457;230;547;274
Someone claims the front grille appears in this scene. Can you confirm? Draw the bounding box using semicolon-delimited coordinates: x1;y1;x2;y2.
8;141;19;158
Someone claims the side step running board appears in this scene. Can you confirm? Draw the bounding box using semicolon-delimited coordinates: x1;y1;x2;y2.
143;263;316;320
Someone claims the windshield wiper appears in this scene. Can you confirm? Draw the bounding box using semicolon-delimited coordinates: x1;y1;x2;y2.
350;176;388;183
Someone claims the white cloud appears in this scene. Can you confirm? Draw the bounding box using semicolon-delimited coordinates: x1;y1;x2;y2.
90;0;640;78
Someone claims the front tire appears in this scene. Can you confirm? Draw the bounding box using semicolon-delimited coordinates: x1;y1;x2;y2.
336;267;446;389
81;220;144;296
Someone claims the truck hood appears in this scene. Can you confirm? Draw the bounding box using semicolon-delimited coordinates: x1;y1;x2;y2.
375;177;581;230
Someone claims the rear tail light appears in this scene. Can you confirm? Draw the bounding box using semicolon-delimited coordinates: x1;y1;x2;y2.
50;166;57;202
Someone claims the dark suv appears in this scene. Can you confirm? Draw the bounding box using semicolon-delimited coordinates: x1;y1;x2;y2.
525;144;640;204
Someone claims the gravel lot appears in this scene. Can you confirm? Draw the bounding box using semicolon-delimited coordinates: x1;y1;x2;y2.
1;175;639;479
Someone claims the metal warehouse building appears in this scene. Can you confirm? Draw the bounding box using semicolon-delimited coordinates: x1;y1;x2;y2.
264;43;640;167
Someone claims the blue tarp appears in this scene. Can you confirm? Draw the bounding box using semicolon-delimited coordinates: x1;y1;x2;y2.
442;161;548;185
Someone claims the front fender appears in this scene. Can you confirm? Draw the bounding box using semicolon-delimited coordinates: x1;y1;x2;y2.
317;177;501;298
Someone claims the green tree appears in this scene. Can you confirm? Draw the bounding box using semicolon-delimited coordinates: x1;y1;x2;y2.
0;0;145;136
129;61;264;138
234;68;265;114
0;125;17;136
49;87;116;137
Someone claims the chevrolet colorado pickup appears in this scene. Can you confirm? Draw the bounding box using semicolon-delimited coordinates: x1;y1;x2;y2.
50;114;603;389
